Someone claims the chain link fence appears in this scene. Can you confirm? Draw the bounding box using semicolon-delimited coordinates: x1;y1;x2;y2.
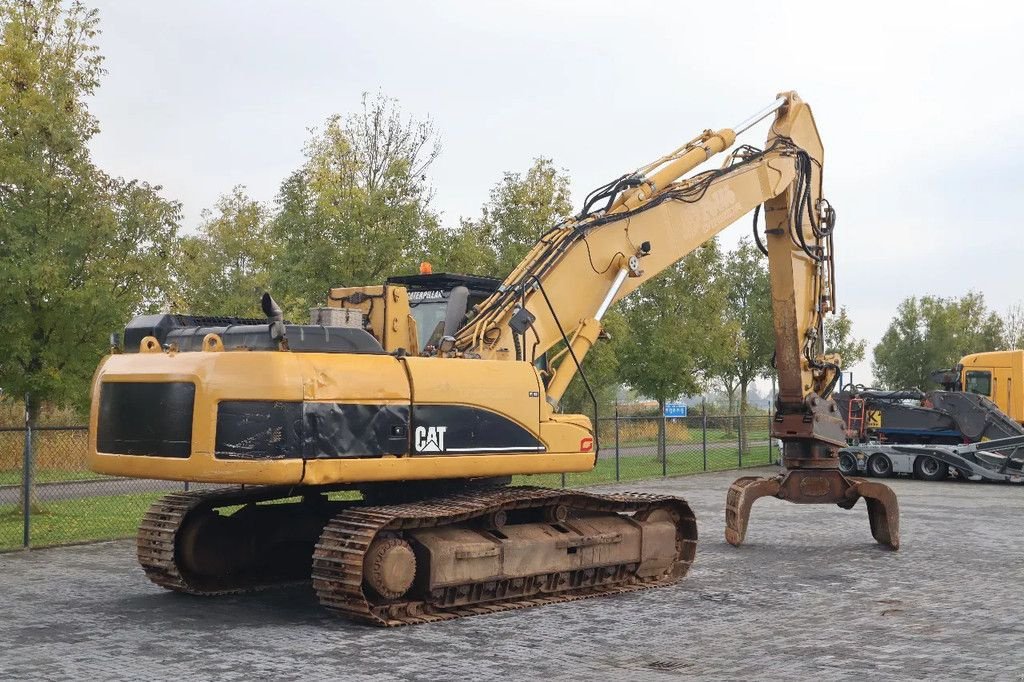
0;426;195;551
523;410;776;488
1;410;776;551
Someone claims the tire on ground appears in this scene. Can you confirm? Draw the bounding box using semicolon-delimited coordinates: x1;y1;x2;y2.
838;451;858;475
913;455;949;481
867;453;894;478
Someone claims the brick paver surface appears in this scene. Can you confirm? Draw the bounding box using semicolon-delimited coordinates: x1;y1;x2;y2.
1;467;1021;681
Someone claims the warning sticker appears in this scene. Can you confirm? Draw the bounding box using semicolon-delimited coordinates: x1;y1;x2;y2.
866;410;882;429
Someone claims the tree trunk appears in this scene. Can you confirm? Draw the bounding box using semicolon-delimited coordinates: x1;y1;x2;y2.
739;381;749;454
724;383;737;436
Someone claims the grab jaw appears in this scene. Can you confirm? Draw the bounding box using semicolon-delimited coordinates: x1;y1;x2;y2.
725;394;900;550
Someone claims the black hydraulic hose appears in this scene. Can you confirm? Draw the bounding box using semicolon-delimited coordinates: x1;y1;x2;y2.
527;275;600;457
752;204;768;256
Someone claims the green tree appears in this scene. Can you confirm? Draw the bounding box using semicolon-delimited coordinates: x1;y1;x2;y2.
0;0;180;423
482;157;572;276
270;93;440;317
172;186;270;316
424;216;496;276
616;241;730;460
872;292;1005;389
824;306;867;367
431;157;573;278
560;308;628;416
710;238;774;427
1003;302;1024;350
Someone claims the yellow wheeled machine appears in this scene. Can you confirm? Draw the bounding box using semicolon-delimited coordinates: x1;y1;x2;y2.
90;92;897;626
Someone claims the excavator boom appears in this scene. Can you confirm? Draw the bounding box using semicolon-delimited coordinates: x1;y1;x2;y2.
452;91;897;547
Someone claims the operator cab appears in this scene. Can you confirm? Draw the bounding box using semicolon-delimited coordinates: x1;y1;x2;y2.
386;272;501;350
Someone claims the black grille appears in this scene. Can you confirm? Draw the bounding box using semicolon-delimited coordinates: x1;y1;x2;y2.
97;382;195;457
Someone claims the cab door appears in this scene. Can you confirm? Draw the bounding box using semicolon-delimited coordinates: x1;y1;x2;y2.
993;367;1014;416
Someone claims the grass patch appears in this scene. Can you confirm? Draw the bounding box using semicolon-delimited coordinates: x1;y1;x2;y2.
515;445;774;488
0;469;109;486
609;430;772;447
0;491;164;551
0;487;367;551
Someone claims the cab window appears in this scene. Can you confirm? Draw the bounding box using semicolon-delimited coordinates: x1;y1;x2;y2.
965;370;992;396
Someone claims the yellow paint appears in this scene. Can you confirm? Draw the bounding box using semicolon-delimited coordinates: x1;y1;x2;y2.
88;349;593;484
866;410;882;429
456;92;836;406
959;350;1024;423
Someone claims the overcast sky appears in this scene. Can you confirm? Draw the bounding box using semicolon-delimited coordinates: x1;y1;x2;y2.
86;0;1024;384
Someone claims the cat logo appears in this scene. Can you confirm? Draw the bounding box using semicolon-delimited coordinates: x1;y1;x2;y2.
414;425;447;453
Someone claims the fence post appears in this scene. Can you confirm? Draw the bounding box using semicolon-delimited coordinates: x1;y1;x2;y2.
701;400;707;472
661;414;667;477
22;421;32;549
614;406;620;482
767;409;773;464
561;472;566;488
737;414;743;468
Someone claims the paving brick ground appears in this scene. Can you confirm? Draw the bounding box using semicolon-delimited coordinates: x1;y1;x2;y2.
1;467;1022;681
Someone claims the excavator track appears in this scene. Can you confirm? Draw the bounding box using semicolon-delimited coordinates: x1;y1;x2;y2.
138;485;344;595
311;486;697;626
137;485;697;625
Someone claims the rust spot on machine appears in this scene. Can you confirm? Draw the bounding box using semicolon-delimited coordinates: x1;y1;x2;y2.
724;394;900;550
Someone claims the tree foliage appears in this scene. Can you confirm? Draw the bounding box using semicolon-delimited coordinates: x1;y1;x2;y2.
0;0;179;420
428;157;572;279
709;238;773;416
824;306;867;368
1003;302;1024;350
478;157;572;277
172;186;269;316
872;292;1005;389
269;93;441;318
617;241;730;408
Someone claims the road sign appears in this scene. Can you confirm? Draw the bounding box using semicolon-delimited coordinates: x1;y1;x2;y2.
664;403;688;418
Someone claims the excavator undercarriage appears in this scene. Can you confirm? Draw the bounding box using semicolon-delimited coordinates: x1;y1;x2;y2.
139;485;697;626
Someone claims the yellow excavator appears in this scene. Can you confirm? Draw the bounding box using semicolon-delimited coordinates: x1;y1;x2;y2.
89;91;899;626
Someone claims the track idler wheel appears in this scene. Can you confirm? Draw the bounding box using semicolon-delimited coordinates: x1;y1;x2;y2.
364;537;417;600
725;468;900;550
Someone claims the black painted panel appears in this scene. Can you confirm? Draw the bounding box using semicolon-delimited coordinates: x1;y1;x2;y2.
215;400;304;459
97;382;195;457
302;403;409;458
411;404;544;455
215;401;409;460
